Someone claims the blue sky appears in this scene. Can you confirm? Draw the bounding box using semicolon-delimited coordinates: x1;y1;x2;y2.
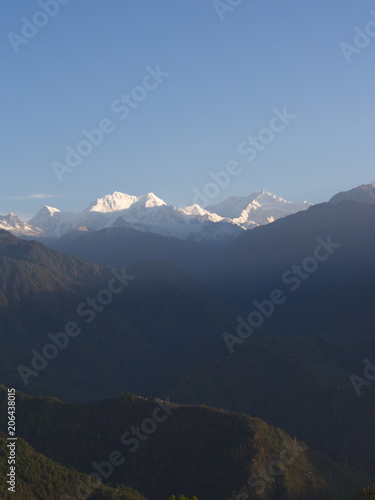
1;0;375;219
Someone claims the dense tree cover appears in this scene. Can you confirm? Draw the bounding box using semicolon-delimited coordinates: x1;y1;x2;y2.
0;387;373;500
0;432;146;500
155;335;375;477
356;486;375;499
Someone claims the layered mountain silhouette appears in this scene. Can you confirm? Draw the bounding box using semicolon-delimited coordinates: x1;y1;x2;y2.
48;225;211;276
0;387;372;500
0;230;236;400
1;183;375;498
199;199;375;339
154;335;375;476
44;194;375;341
329;183;375;205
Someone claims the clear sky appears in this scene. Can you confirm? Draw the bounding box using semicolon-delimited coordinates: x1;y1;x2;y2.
1;0;375;219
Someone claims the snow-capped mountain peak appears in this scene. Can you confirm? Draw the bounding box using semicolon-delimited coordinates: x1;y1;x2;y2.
182;205;224;222
141;192;166;208
29;205;61;225
6;212;19;220
87;192;140;213
86;191;166;213
0;212;44;237
42;205;61;215
206;191;312;229
255;190;287;203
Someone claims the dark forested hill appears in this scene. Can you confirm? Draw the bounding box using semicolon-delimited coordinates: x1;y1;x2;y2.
0;230;237;401
153;335;375;476
43;200;375;341
0;431;146;500
201;200;375;339
0;387;372;500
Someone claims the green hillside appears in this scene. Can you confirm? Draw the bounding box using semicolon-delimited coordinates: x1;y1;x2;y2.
153;336;375;476
0;432;145;500
0;387;372;500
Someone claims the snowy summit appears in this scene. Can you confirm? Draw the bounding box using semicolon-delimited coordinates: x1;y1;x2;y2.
3;190;312;240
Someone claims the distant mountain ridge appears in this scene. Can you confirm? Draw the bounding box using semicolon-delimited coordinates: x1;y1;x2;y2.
1;190;312;240
0;213;43;237
4;183;375;240
329;183;375;205
206;189;311;227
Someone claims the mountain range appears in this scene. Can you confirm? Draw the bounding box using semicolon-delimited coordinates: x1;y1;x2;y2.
38;185;375;345
0;190;312;241
1;182;375;498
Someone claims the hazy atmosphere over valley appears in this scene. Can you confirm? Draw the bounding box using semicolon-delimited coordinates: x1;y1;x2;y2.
1;1;375;499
